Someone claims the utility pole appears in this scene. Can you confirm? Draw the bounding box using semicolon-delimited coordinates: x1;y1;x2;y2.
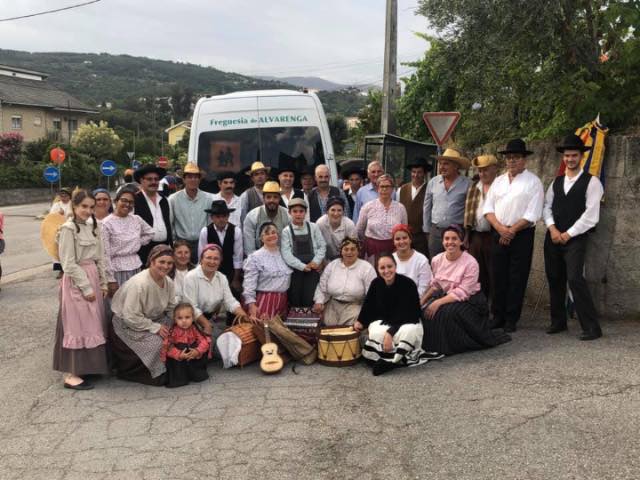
381;0;397;135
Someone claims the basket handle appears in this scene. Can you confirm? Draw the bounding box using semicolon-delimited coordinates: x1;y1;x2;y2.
232;314;252;326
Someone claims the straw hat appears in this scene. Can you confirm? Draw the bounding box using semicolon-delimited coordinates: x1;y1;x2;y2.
183;162;202;175
246;161;270;176
435;148;471;170
472;154;498;169
262;181;281;194
40;213;66;259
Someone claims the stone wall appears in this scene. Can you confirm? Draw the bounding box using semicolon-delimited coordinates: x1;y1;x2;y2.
518;134;639;320
0;188;54;206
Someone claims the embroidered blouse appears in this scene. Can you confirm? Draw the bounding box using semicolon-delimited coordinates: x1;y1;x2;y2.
356;199;408;241
313;258;377;304
160;324;211;362
242;247;292;304
101;213;155;282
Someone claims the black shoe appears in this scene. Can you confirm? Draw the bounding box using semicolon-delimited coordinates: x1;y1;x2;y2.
546;325;568;334
503;324;517;333
579;330;602;341
64;380;94;390
372;361;396;376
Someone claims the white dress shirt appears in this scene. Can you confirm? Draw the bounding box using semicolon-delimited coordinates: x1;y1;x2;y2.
197;223;244;269
483;169;544;226
411;183;426;201
543;170;604;238
141;190;168;242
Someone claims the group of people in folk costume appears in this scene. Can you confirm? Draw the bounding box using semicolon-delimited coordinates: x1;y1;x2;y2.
50;133;603;388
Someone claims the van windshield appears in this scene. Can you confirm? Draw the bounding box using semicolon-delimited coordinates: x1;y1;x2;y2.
197;126;325;190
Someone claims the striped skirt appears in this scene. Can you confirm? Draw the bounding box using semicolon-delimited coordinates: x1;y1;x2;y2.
422;293;511;356
256;291;288;318
363;320;443;367
113;268;140;287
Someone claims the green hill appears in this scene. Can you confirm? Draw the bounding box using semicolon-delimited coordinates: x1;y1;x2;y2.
0;49;366;116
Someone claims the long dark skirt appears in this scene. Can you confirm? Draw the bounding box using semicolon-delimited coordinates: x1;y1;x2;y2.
109;321;166;386
53;312;109;376
422;293;511;356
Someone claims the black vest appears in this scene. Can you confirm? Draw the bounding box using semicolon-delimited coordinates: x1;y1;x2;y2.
206;223;235;283
551;173;593;234
279;188;305;208
308;186;341;222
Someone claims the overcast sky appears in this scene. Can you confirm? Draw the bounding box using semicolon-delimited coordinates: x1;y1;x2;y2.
0;0;431;85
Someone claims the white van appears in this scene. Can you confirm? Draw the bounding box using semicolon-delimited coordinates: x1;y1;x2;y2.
187;89;337;192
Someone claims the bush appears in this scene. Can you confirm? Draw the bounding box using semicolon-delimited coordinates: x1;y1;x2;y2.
0;132;24;165
0;154;101;189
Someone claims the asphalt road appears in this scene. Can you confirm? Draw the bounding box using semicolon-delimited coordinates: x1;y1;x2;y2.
0;203;638;479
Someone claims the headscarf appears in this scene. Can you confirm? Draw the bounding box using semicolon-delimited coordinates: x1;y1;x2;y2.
92;188;110;197
391;223;413;239
146;244;174;267
442;224;466;242
200;243;223;261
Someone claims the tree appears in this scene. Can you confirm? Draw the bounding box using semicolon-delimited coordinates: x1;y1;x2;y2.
327;114;348;155
398;0;640;148
0;132;24;165
72;121;124;160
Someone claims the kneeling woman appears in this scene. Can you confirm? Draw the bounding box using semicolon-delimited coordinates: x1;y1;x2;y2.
421;225;511;356
110;245;177;385
355;254;440;375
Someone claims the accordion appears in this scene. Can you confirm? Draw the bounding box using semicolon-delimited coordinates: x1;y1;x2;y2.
285;307;321;346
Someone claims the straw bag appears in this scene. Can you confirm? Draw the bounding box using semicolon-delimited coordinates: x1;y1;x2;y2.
226;315;259;367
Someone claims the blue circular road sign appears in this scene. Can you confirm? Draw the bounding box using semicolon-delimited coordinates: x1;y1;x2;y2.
100;160;118;177
43;166;60;183
132;160;141;170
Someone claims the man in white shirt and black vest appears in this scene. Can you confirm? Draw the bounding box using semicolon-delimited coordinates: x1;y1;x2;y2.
133;164;172;266
543;134;604;340
198;200;244;297
483;139;544;333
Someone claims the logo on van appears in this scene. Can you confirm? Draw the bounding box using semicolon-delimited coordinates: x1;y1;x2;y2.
209;114;309;127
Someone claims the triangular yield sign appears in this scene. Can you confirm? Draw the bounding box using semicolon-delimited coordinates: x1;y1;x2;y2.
422;112;461;146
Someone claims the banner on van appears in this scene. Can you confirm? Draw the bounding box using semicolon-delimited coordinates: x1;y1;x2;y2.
208;112;315;130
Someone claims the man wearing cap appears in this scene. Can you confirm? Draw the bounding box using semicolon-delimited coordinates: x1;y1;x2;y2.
483;139;544;332
243;181;290;256
399;157;432;255
423;148;472;258
198;200;244;296
134;164;173;265
281;197;326;307
239;161;270;226
211;171;241;228
168;163;212;264
543;134;604;341
463;155;499;300
308;164;351;222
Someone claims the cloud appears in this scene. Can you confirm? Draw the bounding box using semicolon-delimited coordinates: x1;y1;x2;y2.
0;0;431;84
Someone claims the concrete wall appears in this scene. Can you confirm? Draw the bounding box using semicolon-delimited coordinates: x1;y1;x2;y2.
516;134;639;320
0;188;55;206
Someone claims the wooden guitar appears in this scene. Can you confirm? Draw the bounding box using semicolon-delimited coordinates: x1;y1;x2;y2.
260;322;283;374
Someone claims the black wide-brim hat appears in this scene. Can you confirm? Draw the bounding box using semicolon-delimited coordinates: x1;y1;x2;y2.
498;138;534;156
204;200;236;215
556;133;591;153
405;157;433;171
134;164;167;182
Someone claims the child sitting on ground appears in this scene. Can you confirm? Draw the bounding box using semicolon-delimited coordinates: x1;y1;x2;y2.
161;303;211;388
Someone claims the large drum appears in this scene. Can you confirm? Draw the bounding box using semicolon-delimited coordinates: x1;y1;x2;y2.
317;327;361;367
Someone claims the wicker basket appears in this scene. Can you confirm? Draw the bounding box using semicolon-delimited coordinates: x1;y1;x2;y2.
226;315;259;367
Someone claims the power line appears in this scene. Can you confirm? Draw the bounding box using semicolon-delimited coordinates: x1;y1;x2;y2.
0;0;102;22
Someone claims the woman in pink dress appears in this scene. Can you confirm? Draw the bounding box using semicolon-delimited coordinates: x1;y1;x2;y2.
421;225;511;356
53;190;109;390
